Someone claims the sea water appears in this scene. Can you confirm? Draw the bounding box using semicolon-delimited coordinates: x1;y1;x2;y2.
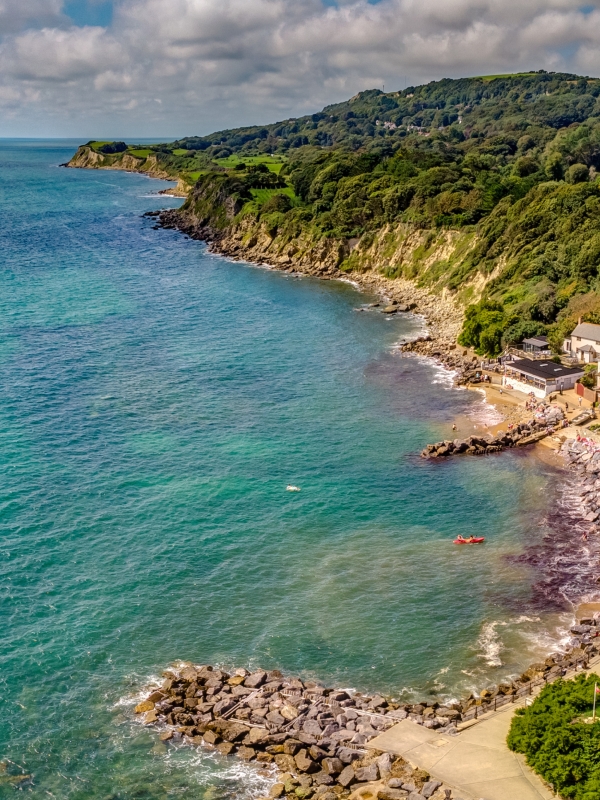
0;140;571;797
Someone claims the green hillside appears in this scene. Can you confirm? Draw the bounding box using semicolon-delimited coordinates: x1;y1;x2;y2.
81;71;600;354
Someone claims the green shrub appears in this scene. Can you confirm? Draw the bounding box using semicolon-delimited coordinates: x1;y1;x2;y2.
507;674;600;800
97;141;127;154
566;163;590;184
458;299;507;355
261;193;293;214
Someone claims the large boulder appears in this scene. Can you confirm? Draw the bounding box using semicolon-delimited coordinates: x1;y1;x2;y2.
295;749;318;774
213;697;237;716
237;745;256;761
220;722;248;742
266;710;285;727
355;763;379;782
322;757;343;776
283;739;303;756
421;781;441;798
337;765;357;788
303;720;323;737
274;754;297;773
245;670;267;689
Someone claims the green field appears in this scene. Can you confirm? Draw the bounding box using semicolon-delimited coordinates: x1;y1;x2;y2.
89;141;112;151
186;170;211;182
474;72;539;82
250;187;297;203
215;155;285;174
172;149;189;156
127;149;152;158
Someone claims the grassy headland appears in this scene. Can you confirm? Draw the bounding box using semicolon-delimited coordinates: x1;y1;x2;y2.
69;71;600;353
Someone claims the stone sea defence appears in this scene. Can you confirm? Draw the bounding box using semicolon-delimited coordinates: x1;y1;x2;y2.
135;635;600;800
562;436;600;524
422;405;566;459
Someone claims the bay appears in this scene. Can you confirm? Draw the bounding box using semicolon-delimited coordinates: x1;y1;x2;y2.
0;140;566;798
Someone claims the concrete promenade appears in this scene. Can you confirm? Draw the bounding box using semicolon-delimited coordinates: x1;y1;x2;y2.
367;708;554;800
366;645;600;799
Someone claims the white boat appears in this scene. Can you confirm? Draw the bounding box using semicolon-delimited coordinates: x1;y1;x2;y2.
286;485;301;492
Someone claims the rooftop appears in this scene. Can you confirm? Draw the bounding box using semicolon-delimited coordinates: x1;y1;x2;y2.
523;335;549;347
577;344;598;353
508;358;585;381
571;322;600;341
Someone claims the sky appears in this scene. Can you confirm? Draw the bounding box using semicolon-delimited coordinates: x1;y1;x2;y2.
2;0;600;139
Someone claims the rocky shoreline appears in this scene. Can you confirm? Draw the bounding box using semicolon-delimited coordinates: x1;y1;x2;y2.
152;210;464;361
422;405;566;458
135;636;600;800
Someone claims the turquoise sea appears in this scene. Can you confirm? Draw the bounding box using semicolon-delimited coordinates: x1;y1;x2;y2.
0;141;570;797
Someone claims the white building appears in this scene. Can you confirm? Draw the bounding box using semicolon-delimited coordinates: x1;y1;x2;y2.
563;321;600;363
503;358;584;398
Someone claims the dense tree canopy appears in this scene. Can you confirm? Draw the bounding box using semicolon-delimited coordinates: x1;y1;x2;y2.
508;674;600;800
92;71;600;354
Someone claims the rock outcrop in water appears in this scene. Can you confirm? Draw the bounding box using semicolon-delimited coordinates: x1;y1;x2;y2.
422;406;565;458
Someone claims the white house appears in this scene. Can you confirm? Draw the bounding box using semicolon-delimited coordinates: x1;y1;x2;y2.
564;321;600;363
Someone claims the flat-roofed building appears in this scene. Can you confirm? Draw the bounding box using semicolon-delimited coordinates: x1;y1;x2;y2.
503;358;584;398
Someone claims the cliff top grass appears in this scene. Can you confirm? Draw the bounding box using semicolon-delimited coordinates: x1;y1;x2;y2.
214;154;286;174
127;148;153;158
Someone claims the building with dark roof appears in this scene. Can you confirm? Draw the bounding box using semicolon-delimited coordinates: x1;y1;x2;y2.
504;358;584;398
522;335;551;356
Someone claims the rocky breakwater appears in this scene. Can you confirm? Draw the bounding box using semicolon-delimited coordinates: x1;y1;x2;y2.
561;436;600;526
132;645;600;800
422;405;565;459
134;665;464;800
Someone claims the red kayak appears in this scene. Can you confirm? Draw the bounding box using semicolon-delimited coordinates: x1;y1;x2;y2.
454;537;485;545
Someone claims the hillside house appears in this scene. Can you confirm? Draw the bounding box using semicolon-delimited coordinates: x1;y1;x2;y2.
563;321;600;363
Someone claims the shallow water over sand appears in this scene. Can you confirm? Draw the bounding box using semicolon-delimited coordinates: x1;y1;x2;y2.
0;140;573;798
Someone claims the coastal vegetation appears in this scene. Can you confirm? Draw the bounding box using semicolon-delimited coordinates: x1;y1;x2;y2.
507;674;600;800
71;71;600;354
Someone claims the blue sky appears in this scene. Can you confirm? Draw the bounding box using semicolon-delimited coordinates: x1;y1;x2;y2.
64;0;114;27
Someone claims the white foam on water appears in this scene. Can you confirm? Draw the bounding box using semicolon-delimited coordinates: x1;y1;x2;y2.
337;277;361;289
466;391;505;427
113;676;162;708
475;621;507;667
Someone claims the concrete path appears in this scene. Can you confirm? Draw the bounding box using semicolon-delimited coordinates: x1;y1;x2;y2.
367;706;555;800
367;653;600;799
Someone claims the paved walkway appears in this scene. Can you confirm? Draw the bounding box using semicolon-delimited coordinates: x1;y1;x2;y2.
367;707;555;800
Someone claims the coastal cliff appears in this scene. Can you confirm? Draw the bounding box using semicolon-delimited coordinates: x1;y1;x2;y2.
158;178;468;354
67;145;192;196
68;71;600;358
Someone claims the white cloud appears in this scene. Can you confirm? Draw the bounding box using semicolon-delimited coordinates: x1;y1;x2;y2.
0;0;62;34
1;0;600;136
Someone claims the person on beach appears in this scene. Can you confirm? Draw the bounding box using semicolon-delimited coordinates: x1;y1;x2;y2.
579;397;583;407
452;424;457;431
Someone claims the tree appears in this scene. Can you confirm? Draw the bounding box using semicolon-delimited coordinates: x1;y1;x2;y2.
566;163;590;183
